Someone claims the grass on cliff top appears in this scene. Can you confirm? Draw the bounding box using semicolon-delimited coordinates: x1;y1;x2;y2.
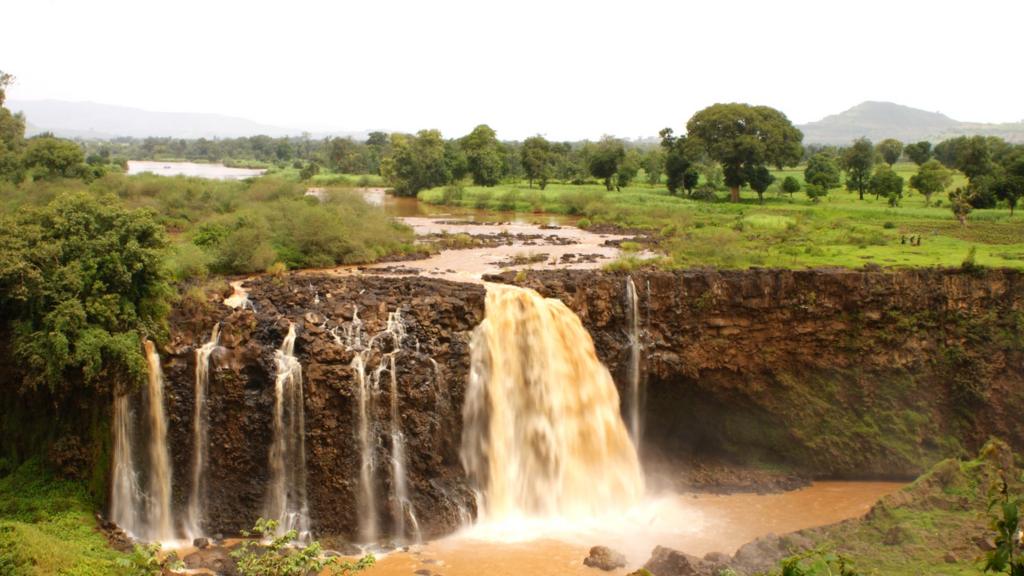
0;460;128;576
419;164;1024;270
801;441;1017;576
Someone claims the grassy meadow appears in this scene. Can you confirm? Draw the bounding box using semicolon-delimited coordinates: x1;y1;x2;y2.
419;162;1024;270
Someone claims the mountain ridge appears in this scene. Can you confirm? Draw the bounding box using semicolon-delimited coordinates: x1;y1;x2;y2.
798;101;1024;144
7;99;370;140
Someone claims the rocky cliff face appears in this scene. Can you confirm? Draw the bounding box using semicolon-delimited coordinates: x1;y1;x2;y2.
159;275;484;541
494;268;1024;482
151;267;1023;542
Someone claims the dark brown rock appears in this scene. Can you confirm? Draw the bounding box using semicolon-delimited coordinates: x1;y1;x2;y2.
584;546;627;571
642;546;706;576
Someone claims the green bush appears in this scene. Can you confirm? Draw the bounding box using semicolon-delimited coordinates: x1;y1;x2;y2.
231;518;374;576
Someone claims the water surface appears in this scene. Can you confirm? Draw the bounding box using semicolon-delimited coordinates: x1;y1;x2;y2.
127;160;265;180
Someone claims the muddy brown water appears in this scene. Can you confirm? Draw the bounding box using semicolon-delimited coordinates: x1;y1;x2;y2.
356;482;903;576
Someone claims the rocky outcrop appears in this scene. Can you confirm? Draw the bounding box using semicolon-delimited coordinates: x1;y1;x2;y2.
491;268;1024;481
159;275;484;541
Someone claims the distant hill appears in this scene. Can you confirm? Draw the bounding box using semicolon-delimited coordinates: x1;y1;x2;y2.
7;99;366;140
798;101;1024;145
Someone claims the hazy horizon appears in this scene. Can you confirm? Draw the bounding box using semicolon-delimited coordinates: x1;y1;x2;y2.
4;0;1022;140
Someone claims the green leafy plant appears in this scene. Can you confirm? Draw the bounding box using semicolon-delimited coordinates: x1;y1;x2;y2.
231;518;374;576
771;548;860;576
984;480;1024;575
116;543;181;576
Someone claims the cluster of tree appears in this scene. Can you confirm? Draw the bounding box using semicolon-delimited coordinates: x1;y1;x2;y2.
0;72;116;183
933;135;1023;217
0;192;171;394
379;125;651;196
384;104;807;201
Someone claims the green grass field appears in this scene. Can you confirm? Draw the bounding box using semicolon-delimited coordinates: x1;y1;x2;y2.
0;461;129;575
419;163;1024;270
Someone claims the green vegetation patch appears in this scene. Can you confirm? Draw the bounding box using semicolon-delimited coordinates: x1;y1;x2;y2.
0;460;128;576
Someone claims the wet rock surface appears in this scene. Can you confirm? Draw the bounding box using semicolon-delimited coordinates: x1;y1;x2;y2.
162;275;485;540
583;545;627;570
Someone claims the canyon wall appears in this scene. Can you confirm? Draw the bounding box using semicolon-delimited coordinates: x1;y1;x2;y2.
498;267;1024;482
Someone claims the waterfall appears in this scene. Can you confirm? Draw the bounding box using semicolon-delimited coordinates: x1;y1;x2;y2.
346;308;422;544
625;276;643;449
460;284;645;521
382;311;421;544
184;324;220;540
142;340;175;542
265;323;310;540
110;392;141;537
350;353;378;544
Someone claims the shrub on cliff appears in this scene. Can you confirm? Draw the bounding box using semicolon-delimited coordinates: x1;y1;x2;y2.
0;191;171;393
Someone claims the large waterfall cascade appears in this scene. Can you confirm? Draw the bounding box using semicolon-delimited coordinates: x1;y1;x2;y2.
265;323;311;541
625;276;644;450
343;307;426;544
184;324;221;540
461;284;645;522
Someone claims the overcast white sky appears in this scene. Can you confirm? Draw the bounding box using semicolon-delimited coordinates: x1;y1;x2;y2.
3;0;1022;140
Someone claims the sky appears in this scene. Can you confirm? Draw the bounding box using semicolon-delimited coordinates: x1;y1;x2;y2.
3;0;1022;141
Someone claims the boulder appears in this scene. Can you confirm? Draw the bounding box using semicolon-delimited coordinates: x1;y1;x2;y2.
584;546;627;571
183;546;238;576
642;546;706;576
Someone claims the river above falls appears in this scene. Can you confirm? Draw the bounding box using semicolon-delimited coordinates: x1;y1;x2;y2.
360;481;903;576
127;160;266;180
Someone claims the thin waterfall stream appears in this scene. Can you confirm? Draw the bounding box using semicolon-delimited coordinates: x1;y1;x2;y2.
110;392;141;537
345;307;424;545
142;340;175;542
265;323;310;541
625;276;643;450
184;324;220;539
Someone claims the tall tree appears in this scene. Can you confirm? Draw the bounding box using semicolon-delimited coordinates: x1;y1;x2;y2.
380;130;451;196
955;136;993;182
904;141;932;165
781;175;801;198
588;136;625;191
841;138;875;200
804;152;841;192
868;164;905;206
659;128;699;196
746;165;774;204
0;70;26;182
909;159;952;206
642;147;665;185
462;124;504;186
686;103;803;202
521;135;554;189
876;139;904;166
992;151;1024;216
23;136;85;179
616;149;642;190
